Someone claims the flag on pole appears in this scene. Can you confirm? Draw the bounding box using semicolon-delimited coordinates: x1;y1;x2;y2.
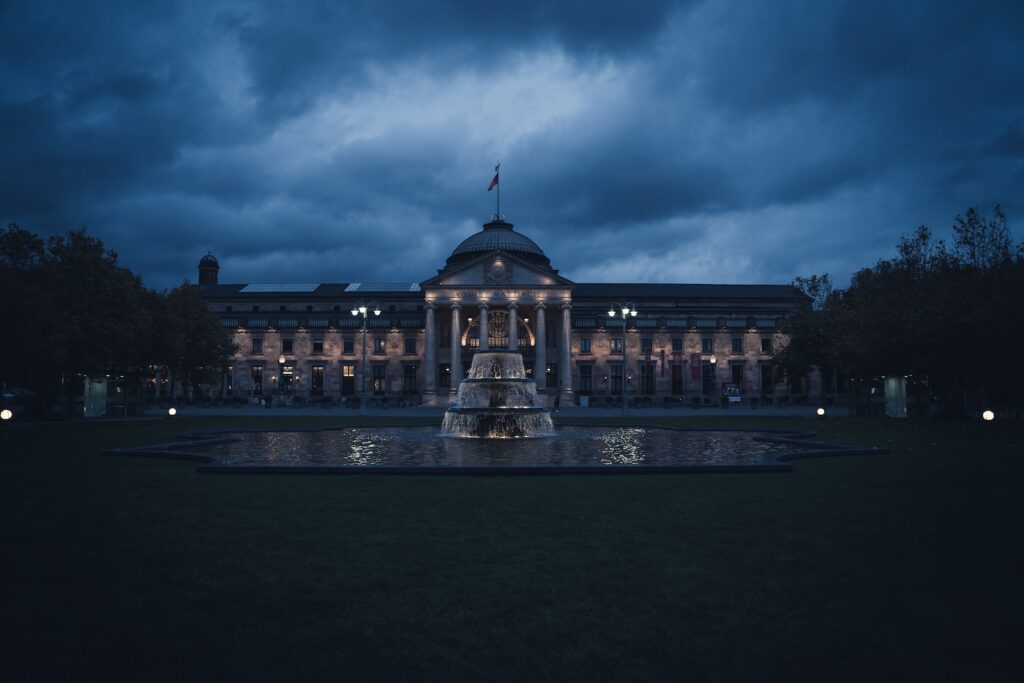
487;164;500;191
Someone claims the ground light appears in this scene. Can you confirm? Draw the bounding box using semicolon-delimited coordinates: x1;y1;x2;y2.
1;408;12;421
982;410;995;421
168;407;177;417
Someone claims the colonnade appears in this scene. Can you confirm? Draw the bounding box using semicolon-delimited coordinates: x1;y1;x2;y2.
421;300;572;401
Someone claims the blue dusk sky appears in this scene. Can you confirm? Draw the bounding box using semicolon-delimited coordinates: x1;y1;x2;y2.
2;0;1022;289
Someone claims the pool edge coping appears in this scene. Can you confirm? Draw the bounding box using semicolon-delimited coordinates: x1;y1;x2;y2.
101;425;888;475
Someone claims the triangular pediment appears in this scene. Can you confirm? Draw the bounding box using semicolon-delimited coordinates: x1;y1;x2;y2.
421;250;575;289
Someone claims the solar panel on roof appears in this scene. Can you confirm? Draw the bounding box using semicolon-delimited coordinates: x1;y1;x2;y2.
344;283;420;292
240;284;319;293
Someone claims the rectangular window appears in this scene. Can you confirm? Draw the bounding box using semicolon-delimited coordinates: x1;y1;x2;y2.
250;365;263;394
671;362;683;395
439;364;451;389
279;305;286;312
641;362;655;394
343;337;354;354
251;338;263;354
546;364;557;389
641;338;653;354
731;363;744;391
341;364;356;395
701;338;713;354
671;337;683;353
610;364;623;394
372;364;386;394
311;365;325;395
580;337;592;354
225;305;233;313
761;338;772;354
306;305;313;312
404;337;417;354
252;305;260;312
282;338;293;354
731;338;742;354
611;337;623;354
578;364;593;393
402;365;417;393
334;305;341;312
312;337;324;354
374;337;385;354
702;363;716;395
760;365;774;395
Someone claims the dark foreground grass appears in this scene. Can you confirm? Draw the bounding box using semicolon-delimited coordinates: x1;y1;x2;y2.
1;415;1020;682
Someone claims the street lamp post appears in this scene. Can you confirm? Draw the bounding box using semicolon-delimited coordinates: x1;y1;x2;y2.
607;303;638;416
350;302;381;414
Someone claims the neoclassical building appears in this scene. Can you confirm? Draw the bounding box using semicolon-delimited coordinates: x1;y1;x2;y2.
198;217;815;406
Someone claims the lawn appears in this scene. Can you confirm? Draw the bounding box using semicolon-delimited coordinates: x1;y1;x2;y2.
1;415;1020;682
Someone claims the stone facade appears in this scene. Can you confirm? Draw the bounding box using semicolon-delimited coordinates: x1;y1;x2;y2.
195;219;817;405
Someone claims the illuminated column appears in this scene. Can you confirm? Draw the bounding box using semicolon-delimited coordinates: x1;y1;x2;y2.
423;302;436;397
534;302;546;392
507;302;518;351
560;301;573;399
478;302;489;351
450;302;462;391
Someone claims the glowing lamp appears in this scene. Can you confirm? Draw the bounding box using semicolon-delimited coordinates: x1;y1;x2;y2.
630;309;637;317
816;407;826;418
350;308;358;316
278;354;286;364
373;307;381;316
608;309;615;317
982;410;995;421
168;407;177;417
0;408;12;421
358;305;367;314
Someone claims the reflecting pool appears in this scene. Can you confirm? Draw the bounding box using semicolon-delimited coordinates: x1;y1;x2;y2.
197;427;794;468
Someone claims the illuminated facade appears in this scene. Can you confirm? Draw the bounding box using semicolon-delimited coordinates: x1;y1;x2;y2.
198;218;817;406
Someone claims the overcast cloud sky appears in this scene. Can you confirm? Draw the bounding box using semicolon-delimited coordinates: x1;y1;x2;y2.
2;0;1022;289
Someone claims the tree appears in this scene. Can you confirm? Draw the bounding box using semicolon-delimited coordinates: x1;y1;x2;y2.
162;282;237;400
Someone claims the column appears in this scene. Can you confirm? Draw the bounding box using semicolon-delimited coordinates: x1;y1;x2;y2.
507;303;518;351
423;302;436;397
478;302;489;351
450;302;462;391
560;301;573;399
534;303;546;392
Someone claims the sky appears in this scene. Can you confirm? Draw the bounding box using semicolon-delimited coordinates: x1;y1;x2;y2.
2;0;1022;290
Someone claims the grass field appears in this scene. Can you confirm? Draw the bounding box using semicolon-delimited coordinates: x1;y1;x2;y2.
1;415;1020;682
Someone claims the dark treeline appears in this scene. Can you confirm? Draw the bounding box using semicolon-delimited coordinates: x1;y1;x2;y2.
776;206;1024;416
0;224;235;405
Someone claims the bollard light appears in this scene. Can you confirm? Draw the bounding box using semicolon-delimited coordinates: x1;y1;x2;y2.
982;410;995;421
168;407;177;417
0;408;12;421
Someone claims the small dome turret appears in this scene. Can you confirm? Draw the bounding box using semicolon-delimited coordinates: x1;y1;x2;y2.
198;252;219;285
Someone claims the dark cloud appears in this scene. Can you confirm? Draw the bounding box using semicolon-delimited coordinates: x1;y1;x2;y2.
1;0;1022;291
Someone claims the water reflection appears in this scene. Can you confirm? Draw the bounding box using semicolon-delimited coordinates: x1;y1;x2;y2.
209;427;789;468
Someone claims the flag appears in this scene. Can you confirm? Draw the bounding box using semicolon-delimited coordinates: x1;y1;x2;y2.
487;164;499;191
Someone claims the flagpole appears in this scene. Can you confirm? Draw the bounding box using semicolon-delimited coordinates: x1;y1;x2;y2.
496;162;500;219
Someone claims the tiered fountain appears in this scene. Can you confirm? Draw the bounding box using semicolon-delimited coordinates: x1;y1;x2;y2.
441;351;554;438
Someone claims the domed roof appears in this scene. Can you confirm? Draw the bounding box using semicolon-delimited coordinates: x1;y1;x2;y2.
199;252;219;268
447;219;548;266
